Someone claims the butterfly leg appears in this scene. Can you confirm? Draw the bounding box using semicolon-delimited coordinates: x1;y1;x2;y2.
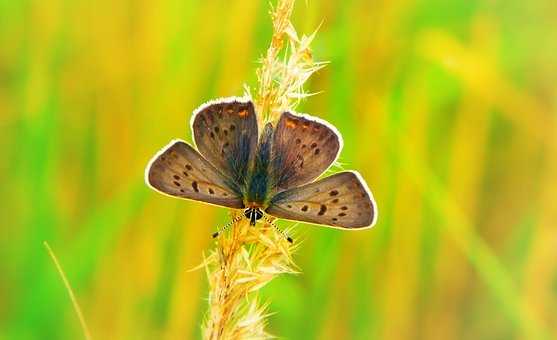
212;215;243;239
262;215;294;243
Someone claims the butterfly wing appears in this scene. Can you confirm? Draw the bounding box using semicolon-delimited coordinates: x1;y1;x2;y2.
270;111;342;192
265;171;377;229
145;140;244;208
191;97;258;189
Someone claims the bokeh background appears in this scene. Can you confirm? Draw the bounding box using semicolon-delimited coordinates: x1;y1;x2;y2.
2;0;557;339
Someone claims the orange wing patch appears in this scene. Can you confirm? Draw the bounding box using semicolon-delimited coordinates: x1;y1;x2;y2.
285;119;297;128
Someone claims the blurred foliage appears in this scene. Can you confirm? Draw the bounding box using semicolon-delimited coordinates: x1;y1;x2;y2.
1;0;557;339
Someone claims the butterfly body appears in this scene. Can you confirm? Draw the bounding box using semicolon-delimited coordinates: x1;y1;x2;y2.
244;123;274;207
146;97;377;229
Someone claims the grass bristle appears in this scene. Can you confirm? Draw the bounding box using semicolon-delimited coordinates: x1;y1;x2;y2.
253;0;325;123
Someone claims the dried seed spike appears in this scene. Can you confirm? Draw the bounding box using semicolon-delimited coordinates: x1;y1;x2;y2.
203;0;318;338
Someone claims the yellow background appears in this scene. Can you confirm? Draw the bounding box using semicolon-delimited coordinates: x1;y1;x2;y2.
2;0;557;339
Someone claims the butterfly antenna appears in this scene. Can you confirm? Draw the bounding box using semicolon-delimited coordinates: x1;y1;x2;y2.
262;215;294;243
212;215;243;239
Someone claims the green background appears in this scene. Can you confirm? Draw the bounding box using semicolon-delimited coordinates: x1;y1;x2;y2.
2;0;557;339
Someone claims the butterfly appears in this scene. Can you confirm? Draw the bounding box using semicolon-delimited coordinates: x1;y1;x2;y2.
145;97;377;232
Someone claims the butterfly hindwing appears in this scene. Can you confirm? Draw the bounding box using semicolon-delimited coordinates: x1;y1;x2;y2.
191;97;258;189
146;140;244;209
265;171;376;228
270;112;342;192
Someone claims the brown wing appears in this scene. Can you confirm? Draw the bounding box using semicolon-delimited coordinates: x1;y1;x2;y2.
191;97;258;189
265;171;377;229
145;140;244;208
269;111;342;192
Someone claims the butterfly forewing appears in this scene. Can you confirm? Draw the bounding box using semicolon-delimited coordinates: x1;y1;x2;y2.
266;171;376;228
146;140;244;209
191;98;258;189
270;112;341;192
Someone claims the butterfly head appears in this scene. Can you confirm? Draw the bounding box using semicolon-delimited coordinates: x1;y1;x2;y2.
244;207;264;226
